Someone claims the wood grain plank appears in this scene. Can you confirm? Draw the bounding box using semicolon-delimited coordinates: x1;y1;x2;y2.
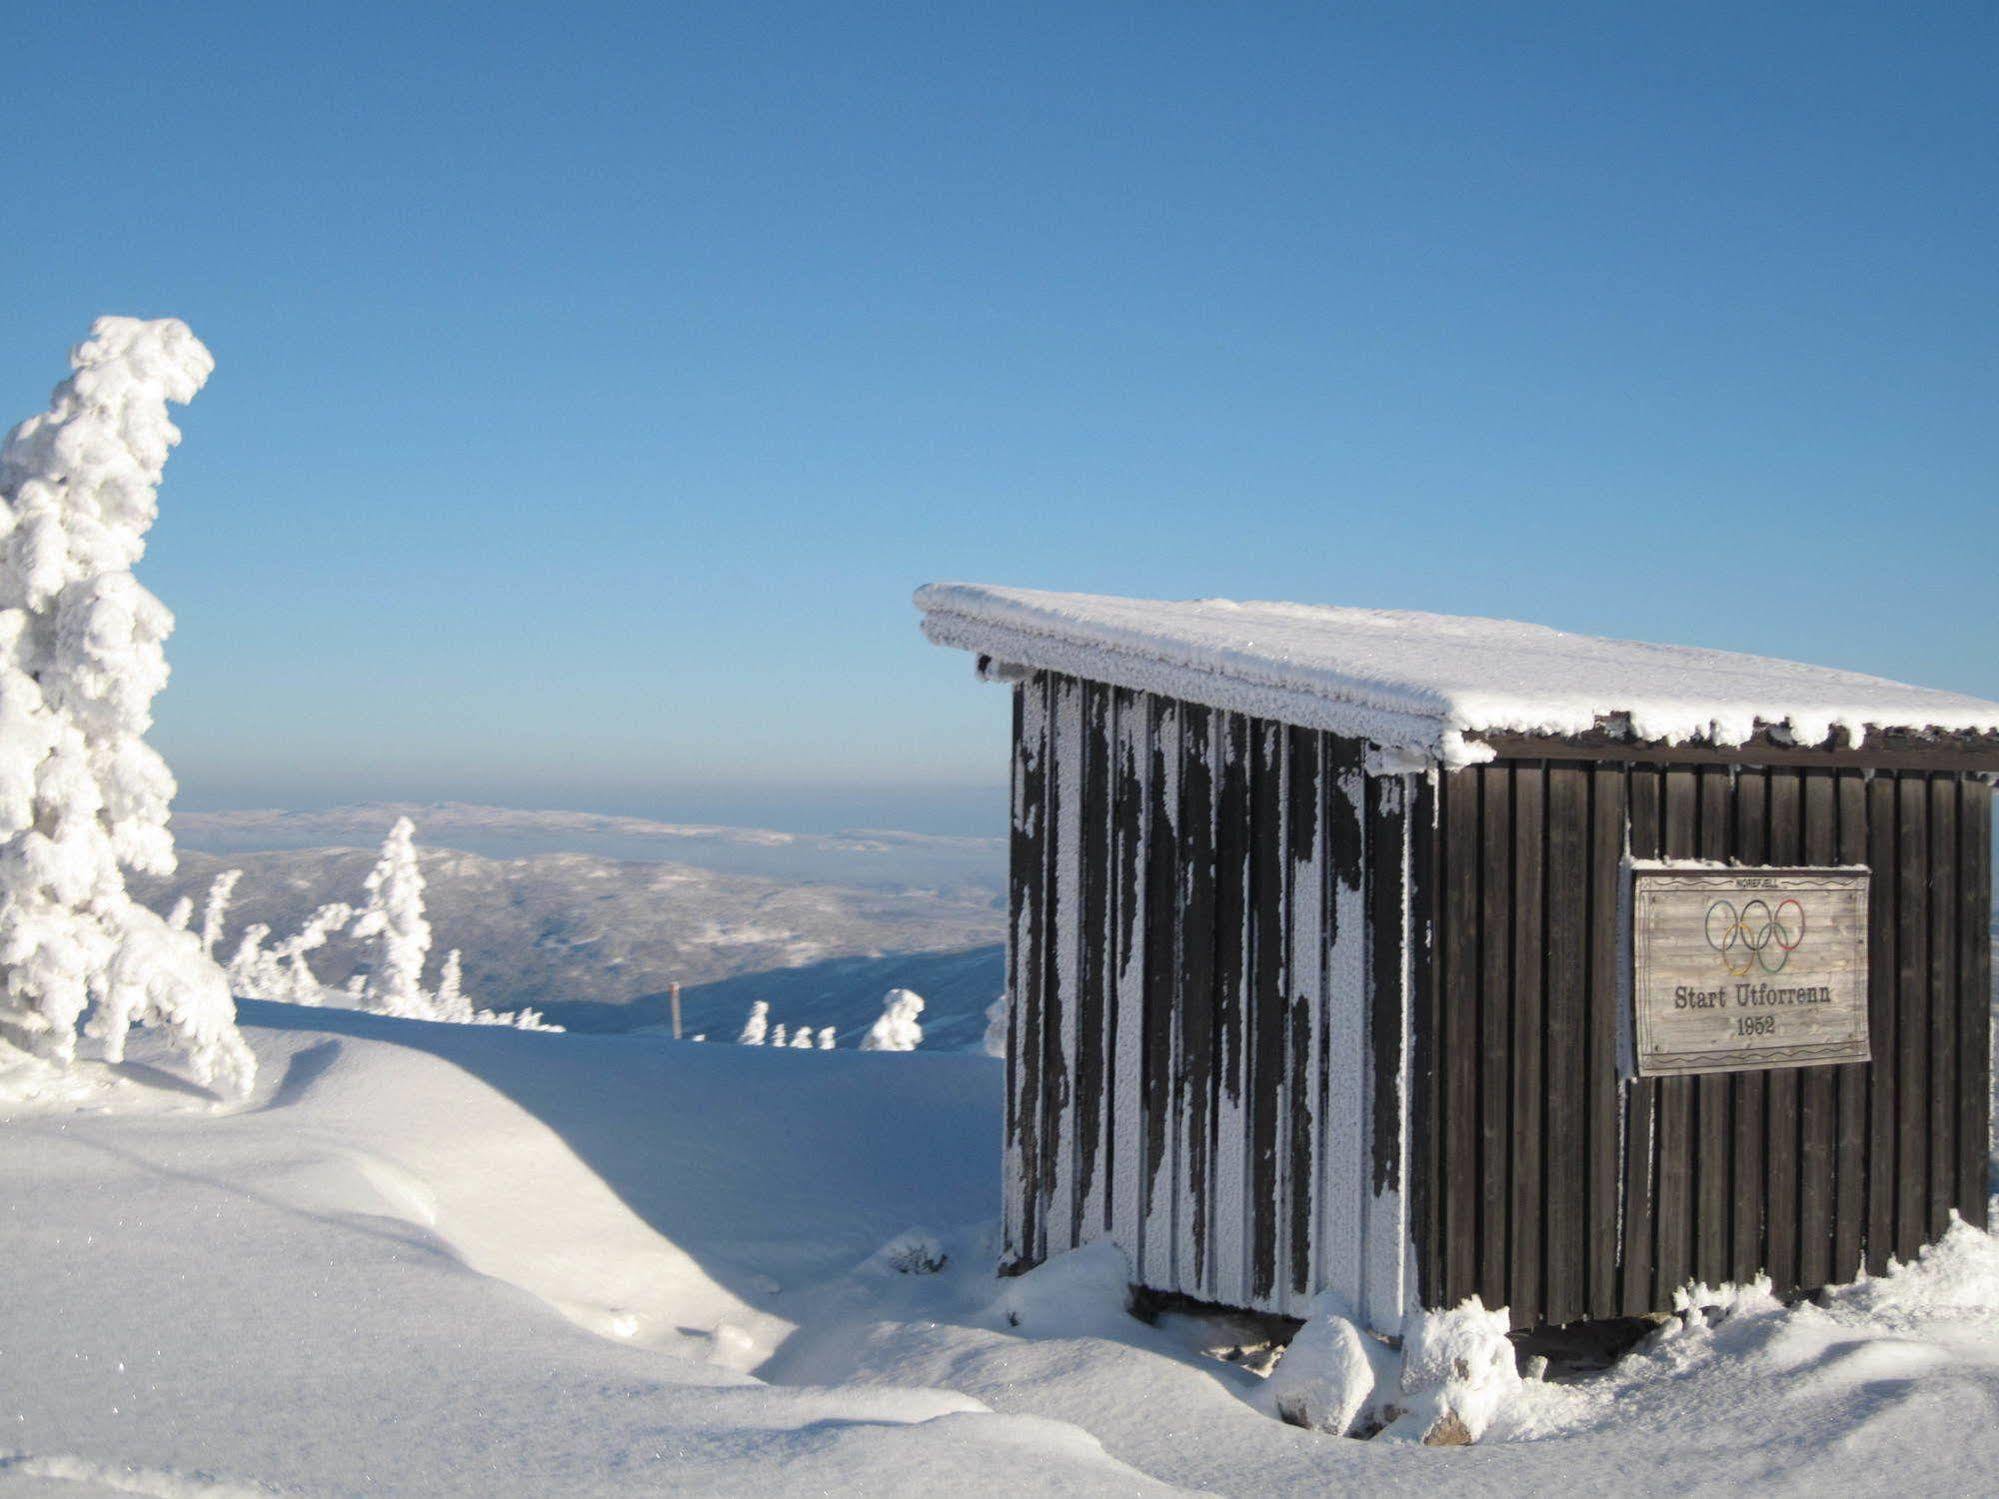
1957;780;1992;1228
1365;769;1412;1326
1694;765;1734;1289
1323;737;1368;1312
1927;775;1957;1243
1074;682;1114;1241
1833;769;1868;1281
1009;675;1051;1269
1895;772;1929;1262
1175;704;1217;1292
1409;773;1442;1313
1864;772;1898;1273
1211;711;1252;1306
1763;769;1802;1296
1478;763;1512;1311
1247;718;1287;1304
1585;764;1625;1318
1621;767;1661;1316
1730;768;1769;1284
1043;675;1082;1255
1543;763;1588;1325
1508;762;1546;1328
1442;768;1481;1305
1653;766;1697;1302
1283;726;1323;1309
1797;768;1838;1290
1108;689;1149;1271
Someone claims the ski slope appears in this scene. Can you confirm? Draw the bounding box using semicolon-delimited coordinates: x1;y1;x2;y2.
4;1006;1999;1495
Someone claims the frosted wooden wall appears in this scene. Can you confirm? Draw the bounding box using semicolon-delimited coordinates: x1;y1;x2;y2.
1001;670;1417;1328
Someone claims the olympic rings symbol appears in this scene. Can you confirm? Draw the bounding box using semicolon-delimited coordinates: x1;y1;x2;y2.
1704;898;1806;977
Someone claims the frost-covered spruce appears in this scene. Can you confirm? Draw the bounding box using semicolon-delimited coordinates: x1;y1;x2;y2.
859;989;924;1052
272;902;353;1005
0;317;253;1091
200;868;241;958
737;1000;769;1045
433;948;471;1023
770;1022;788;1048
788;1027;813;1049
816;1026;835;1050
350;817;433;1017
981;993;1006;1058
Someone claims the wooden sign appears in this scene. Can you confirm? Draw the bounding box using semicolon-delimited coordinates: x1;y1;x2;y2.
1631;868;1870;1077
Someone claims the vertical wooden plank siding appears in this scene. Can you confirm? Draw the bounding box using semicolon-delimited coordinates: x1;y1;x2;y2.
1693;766;1734;1289
1409;757;1989;1328
1477;764;1512;1310
1440;768;1481;1305
1585;766;1626;1318
1957;782;1992;1230
1731;770;1770;1285
1927;776;1957;1243
1004;681;1990;1329
1833;770;1869;1281
1507;764;1546;1327
1140;695;1180;1287
1246;720;1287;1304
1864;773;1897;1275
1365;771;1414;1325
1284;729;1324;1309
1797;770;1838;1291
1043;675;1082;1259
1895;774;1929;1262
1653;767;1696;1302
1074;683;1113;1240
1621;767;1662;1317
1542;764;1588;1325
1212;712;1252;1308
1108;687;1148;1271
1174;705;1217;1294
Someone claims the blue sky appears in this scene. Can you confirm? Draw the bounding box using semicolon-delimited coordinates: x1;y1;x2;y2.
1;4;1992;835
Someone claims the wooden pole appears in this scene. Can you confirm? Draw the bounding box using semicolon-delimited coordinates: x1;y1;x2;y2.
670;981;683;1040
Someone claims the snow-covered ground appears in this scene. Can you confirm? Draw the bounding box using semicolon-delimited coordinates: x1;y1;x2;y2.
6;1006;1999;1496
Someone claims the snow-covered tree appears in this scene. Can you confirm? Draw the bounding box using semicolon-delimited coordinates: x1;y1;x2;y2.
770;1022;788;1048
0;318;252;1092
788;1027;813;1049
350;816;432;1017
860;989;925;1052
225;923;280;999
737;1000;769;1045
165;895;193;931
271;902;352;1004
817;1026;835;1050
199;868;241;958
433;948;471;1023
982;993;1006;1058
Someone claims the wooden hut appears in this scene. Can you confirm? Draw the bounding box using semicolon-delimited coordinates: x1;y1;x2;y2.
916;582;1999;1334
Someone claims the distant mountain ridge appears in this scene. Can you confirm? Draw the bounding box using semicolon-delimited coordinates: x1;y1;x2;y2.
141;805;1008;1043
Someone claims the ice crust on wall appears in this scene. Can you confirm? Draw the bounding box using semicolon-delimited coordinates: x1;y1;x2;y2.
916;582;1999;765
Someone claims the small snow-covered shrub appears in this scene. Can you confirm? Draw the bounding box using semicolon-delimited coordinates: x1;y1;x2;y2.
770;1022;788;1047
861;1228;949;1277
993;1241;1133;1336
1382;1295;1522;1445
737;1001;769;1045
816;1026;835;1050
1260;1294;1399;1436
981;992;1006;1058
860;988;925;1051
0;318;253;1093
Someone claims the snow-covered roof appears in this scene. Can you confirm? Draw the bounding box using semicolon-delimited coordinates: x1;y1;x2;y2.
915;583;1999;768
